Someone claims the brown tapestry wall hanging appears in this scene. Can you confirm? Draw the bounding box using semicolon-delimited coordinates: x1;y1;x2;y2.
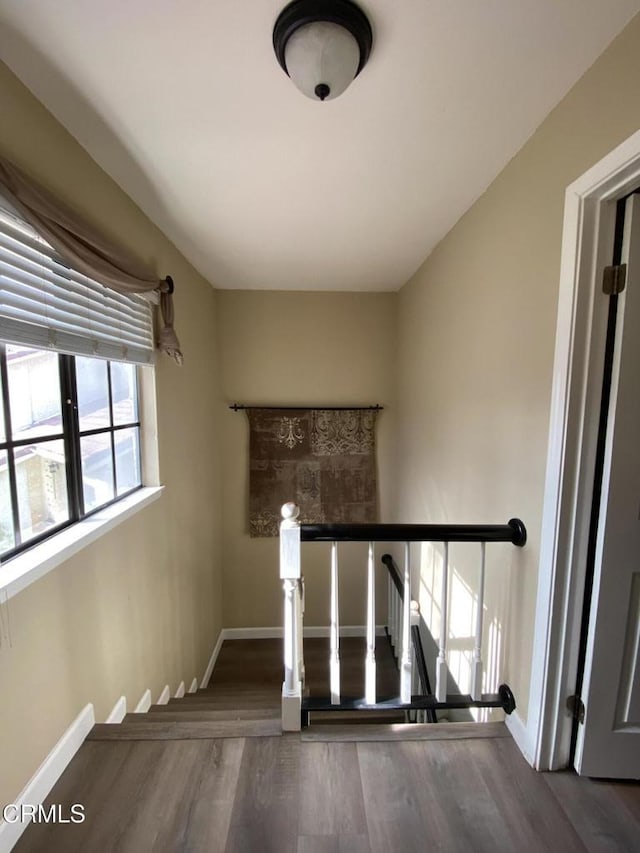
247;408;379;537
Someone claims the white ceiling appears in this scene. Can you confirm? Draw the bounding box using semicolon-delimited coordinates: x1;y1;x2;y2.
1;1;639;292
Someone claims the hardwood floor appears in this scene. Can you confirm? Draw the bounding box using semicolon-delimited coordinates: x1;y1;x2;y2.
13;639;640;852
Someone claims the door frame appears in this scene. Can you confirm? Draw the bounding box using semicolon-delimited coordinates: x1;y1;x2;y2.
527;128;640;771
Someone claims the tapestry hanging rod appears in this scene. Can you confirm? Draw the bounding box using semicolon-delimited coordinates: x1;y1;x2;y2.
229;403;383;412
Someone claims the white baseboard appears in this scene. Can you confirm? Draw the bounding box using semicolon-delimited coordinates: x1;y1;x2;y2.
174;681;185;699
156;684;171;706
0;703;95;853
200;629;224;689
105;695;126;724
505;709;534;767
221;627;281;640
134;689;152;714
220;625;386;640
188;677;198;694
305;625;386;638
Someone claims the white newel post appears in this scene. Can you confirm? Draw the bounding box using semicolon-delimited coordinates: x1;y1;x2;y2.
436;541;449;703
281;502;302;731
471;541;486;702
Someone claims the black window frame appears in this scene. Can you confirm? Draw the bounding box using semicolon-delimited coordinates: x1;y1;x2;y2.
0;344;142;561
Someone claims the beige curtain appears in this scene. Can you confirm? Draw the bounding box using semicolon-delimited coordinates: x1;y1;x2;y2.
0;154;182;364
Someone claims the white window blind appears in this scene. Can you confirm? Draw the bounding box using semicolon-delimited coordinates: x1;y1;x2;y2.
0;200;155;365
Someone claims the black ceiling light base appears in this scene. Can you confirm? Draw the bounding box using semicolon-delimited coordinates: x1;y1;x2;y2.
273;0;373;80
315;83;331;101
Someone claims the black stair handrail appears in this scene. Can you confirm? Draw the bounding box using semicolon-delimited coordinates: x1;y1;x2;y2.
300;519;526;545
381;552;405;600
297;519;525;726
381;553;438;723
411;625;434;705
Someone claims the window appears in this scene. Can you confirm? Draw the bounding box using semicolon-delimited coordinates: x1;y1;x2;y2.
0;197;154;562
0;345;142;559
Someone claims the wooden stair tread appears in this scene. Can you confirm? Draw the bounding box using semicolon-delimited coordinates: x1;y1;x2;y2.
88;718;282;741
150;703;279;714
309;710;404;724
171;687;280;700
158;698;279;711
301;721;510;742
162;694;280;710
195;682;282;690
124;708;280;723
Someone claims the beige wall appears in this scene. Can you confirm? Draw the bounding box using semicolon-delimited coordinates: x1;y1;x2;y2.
217;290;397;628
395;15;640;722
0;61;223;805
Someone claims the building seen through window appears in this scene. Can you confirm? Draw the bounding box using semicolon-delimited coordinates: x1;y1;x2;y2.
0;344;141;558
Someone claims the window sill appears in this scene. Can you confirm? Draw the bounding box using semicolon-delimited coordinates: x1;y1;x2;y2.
0;486;164;601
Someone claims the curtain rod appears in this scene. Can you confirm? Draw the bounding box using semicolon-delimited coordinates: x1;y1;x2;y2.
229;404;383;412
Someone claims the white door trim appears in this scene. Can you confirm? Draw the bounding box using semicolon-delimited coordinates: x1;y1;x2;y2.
528;128;640;771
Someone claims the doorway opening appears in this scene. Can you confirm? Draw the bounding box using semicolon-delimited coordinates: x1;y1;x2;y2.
526;129;640;775
569;193;635;764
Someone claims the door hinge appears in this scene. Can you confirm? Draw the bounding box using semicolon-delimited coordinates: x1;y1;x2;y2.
567;694;585;724
602;264;627;295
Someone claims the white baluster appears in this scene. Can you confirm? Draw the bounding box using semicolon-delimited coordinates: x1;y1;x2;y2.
471;541;486;702
394;583;400;654
436;541;449;703
365;541;376;704
298;575;305;686
410;600;421;720
393;576;399;651
411;613;419;701
400;543;412;703
280;502;302;731
330;541;340;704
387;573;393;648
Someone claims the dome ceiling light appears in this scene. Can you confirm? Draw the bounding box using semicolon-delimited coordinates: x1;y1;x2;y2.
273;0;373;102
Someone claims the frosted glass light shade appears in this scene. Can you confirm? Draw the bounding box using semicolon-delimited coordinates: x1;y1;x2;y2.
284;21;360;101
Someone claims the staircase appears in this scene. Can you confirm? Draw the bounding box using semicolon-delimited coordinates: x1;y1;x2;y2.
87;641;284;743
83;637;514;749
87;507;526;743
84;637;409;743
87;696;282;742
